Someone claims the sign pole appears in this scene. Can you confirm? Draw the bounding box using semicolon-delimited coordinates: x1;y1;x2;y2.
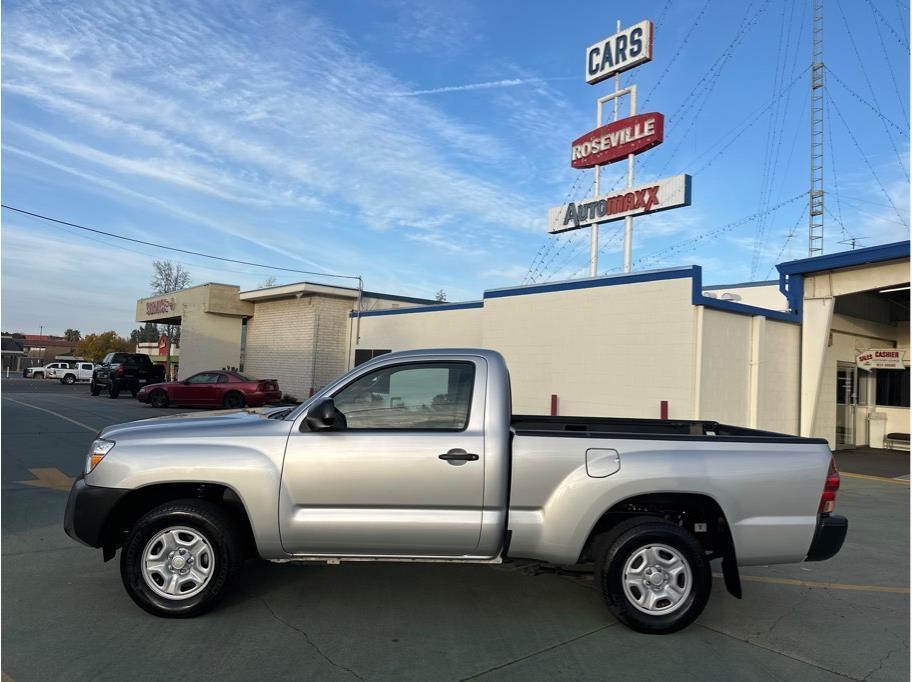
623;82;637;272
589;19;622;278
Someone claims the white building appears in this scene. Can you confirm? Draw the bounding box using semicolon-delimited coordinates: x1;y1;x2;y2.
353;241;909;449
133;241;909;449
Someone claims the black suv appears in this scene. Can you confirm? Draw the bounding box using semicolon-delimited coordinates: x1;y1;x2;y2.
91;353;167;398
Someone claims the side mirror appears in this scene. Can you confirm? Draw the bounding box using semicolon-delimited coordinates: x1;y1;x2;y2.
303;397;337;431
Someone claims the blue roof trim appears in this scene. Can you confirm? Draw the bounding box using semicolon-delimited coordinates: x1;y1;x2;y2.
483;267;695;299
776;241;910;276
351;301;484;318
691;266;799;323
702;279;779;290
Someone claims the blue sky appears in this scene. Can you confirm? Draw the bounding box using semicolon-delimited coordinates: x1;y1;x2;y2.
2;0;909;336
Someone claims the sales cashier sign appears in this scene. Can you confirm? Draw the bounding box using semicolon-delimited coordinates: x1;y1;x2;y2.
856;349;906;370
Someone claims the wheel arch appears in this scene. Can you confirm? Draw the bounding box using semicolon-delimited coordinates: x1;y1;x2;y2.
101;482;259;561
579;491;741;598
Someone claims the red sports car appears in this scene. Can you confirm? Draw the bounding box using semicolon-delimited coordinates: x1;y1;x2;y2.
136;371;282;409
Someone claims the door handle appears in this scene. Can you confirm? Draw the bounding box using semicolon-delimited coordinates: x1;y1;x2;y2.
438;449;479;462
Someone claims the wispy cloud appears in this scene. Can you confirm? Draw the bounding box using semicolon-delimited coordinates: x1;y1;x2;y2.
387;77;570;97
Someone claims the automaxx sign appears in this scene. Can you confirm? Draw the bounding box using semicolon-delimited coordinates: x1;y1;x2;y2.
548;174;692;233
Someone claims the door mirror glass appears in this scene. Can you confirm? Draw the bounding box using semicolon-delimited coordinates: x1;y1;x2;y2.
303;398;338;432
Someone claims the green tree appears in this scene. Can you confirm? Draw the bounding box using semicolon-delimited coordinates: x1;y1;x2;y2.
75;332;132;362
149;260;191;378
64;329;81;342
130;322;159;344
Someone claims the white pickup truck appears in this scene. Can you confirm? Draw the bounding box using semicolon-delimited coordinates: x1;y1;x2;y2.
53;361;96;384
64;348;846;633
24;361;72;379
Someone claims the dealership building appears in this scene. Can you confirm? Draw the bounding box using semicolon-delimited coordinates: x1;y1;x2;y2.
135;240;909;449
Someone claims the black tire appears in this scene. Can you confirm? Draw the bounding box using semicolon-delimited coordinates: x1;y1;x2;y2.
109;382;120;399
150;389;170;408
223;392;245;409
120;499;244;618
593;517;711;634
90;380;101;396
62;374;77;385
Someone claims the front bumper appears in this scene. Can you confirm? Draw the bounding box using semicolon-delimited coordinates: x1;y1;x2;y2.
805;514;848;562
64;475;130;548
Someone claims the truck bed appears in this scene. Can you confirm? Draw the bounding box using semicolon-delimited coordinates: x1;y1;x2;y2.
511;415;828;444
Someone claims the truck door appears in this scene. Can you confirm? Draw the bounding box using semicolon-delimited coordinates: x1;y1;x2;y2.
280;358;486;557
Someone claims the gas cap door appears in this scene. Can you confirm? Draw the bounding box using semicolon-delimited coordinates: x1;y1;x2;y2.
586;448;621;478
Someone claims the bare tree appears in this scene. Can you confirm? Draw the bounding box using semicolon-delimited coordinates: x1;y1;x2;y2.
258;275;277;289
150;260;192;294
435;289;447;302
149;260;191;380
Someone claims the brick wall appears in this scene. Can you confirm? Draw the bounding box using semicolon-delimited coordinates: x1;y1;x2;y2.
244;296;354;400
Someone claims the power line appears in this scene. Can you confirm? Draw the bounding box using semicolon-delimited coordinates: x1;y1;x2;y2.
826;66;909;137
864;0;910;53
0;205;362;282
629;192;807;270
870;0;910;124
836;0;909;181
764;201;809;279
642;0;713;106
826;92;909;227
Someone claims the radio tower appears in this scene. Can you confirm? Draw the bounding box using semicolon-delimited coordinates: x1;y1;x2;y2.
808;0;825;256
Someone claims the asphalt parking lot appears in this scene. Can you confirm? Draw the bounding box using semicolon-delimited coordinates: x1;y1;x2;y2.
1;377;908;681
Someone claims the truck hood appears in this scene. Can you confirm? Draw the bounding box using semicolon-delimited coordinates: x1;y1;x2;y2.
99;405;293;440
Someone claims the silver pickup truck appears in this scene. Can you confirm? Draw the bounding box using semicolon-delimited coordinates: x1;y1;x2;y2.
65;348;847;634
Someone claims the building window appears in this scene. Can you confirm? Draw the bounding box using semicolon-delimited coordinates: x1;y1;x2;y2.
354;348;391;367
875;368;910;408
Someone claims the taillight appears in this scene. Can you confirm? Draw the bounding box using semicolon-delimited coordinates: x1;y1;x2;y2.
819;457;840;514
116;366;124;377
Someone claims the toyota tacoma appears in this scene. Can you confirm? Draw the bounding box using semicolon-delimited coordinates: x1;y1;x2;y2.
65;348;846;633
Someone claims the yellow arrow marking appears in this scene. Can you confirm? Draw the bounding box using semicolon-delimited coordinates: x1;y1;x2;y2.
841;471;910;486
17;467;75;492
712;572;910;594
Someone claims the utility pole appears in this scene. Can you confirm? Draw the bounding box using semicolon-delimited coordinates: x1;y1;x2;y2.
809;0;825;257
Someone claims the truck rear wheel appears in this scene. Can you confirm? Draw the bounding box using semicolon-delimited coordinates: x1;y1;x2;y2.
109;382;120;399
120;500;243;618
593;517;711;634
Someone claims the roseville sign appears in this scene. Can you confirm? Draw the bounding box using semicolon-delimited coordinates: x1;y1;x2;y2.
571;113;664;168
586;20;653;85
856;349;906;370
145;298;176;316
548;174;691;234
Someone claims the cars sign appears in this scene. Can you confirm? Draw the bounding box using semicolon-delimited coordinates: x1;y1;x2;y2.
585;20;654;85
571;113;664;169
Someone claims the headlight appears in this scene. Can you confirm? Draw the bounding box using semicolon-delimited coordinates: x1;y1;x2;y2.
86;438;115;473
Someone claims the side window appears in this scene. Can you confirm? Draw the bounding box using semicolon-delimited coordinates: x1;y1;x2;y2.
186;372;219;384
217;374;229;383
332;362;474;430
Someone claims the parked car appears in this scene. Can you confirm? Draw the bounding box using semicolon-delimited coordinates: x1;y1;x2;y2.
136;371;281;408
65;348;846;633
24;361;73;379
56;362;96;385
91;352;166;398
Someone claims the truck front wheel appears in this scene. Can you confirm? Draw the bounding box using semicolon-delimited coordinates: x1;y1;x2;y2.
120;500;243;618
90;381;101;396
593;517;711;634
